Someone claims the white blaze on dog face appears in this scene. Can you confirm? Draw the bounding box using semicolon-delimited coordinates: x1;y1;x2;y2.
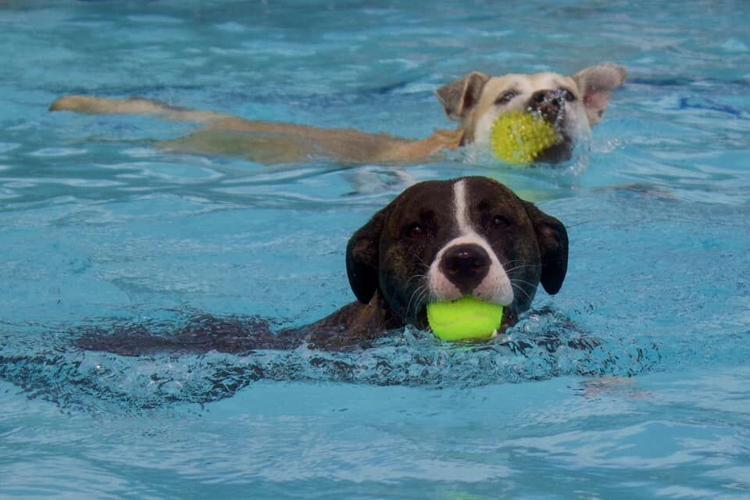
428;179;514;305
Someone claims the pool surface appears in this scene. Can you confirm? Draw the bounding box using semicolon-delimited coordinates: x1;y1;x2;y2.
1;0;749;497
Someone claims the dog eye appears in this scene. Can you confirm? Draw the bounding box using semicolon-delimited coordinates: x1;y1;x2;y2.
558;88;576;102
493;215;512;227
494;90;519;105
405;223;425;238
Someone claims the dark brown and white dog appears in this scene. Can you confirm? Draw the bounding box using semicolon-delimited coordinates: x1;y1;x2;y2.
79;177;567;355
51;64;625;165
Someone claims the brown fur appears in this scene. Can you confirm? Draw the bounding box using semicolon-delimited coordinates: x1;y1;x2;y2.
77;177;568;355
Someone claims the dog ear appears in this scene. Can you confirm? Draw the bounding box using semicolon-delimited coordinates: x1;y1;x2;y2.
436;71;490;121
346;206;390;304
573;64;627;126
522;201;568;295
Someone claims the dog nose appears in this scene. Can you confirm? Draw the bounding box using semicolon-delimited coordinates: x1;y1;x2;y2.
439;244;491;293
528;90;563;121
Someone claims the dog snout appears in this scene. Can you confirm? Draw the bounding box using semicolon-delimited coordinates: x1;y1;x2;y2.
528;90;564;122
439;244;490;293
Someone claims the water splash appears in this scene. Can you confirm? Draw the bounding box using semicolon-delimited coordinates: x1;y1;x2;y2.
0;308;663;413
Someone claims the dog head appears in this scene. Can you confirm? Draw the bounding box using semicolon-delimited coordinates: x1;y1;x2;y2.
436;64;626;161
346;177;568;329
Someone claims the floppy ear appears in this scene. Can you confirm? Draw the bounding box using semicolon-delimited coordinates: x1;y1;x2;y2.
436;71;490;121
572;63;627;126
522;201;569;295
346;206;390;304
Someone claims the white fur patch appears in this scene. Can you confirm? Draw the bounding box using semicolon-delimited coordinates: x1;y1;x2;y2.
472;74;593;148
427;180;514;304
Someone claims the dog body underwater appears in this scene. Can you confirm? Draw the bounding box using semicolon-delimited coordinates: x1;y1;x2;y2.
51;64;625;165
79;177;568;355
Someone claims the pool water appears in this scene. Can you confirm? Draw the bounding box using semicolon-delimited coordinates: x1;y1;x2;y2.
1;0;749;497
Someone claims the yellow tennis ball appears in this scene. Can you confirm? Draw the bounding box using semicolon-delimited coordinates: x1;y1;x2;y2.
427;297;504;342
490;111;560;165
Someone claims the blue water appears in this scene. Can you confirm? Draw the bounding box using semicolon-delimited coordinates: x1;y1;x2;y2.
1;0;750;497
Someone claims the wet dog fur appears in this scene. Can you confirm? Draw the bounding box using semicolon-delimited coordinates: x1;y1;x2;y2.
78;177;568;355
51;64;625;165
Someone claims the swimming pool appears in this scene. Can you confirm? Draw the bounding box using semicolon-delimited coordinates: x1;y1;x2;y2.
1;0;749;496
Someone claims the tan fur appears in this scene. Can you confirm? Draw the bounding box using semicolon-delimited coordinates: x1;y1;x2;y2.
50;95;462;164
463;73;583;141
49;64;624;165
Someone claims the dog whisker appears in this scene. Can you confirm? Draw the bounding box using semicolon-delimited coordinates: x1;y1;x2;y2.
510;277;538;287
406;282;429;321
404;273;427;289
511;282;533;302
504;263;540;274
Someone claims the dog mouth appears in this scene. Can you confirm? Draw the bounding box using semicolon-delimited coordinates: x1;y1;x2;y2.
534;132;574;163
485;94;575;165
527;108;574;164
413;293;515;335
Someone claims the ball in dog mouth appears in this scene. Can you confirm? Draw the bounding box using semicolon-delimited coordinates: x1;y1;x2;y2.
490;111;560;165
427;297;504;342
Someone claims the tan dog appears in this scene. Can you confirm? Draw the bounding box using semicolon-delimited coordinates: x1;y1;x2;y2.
50;63;625;165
